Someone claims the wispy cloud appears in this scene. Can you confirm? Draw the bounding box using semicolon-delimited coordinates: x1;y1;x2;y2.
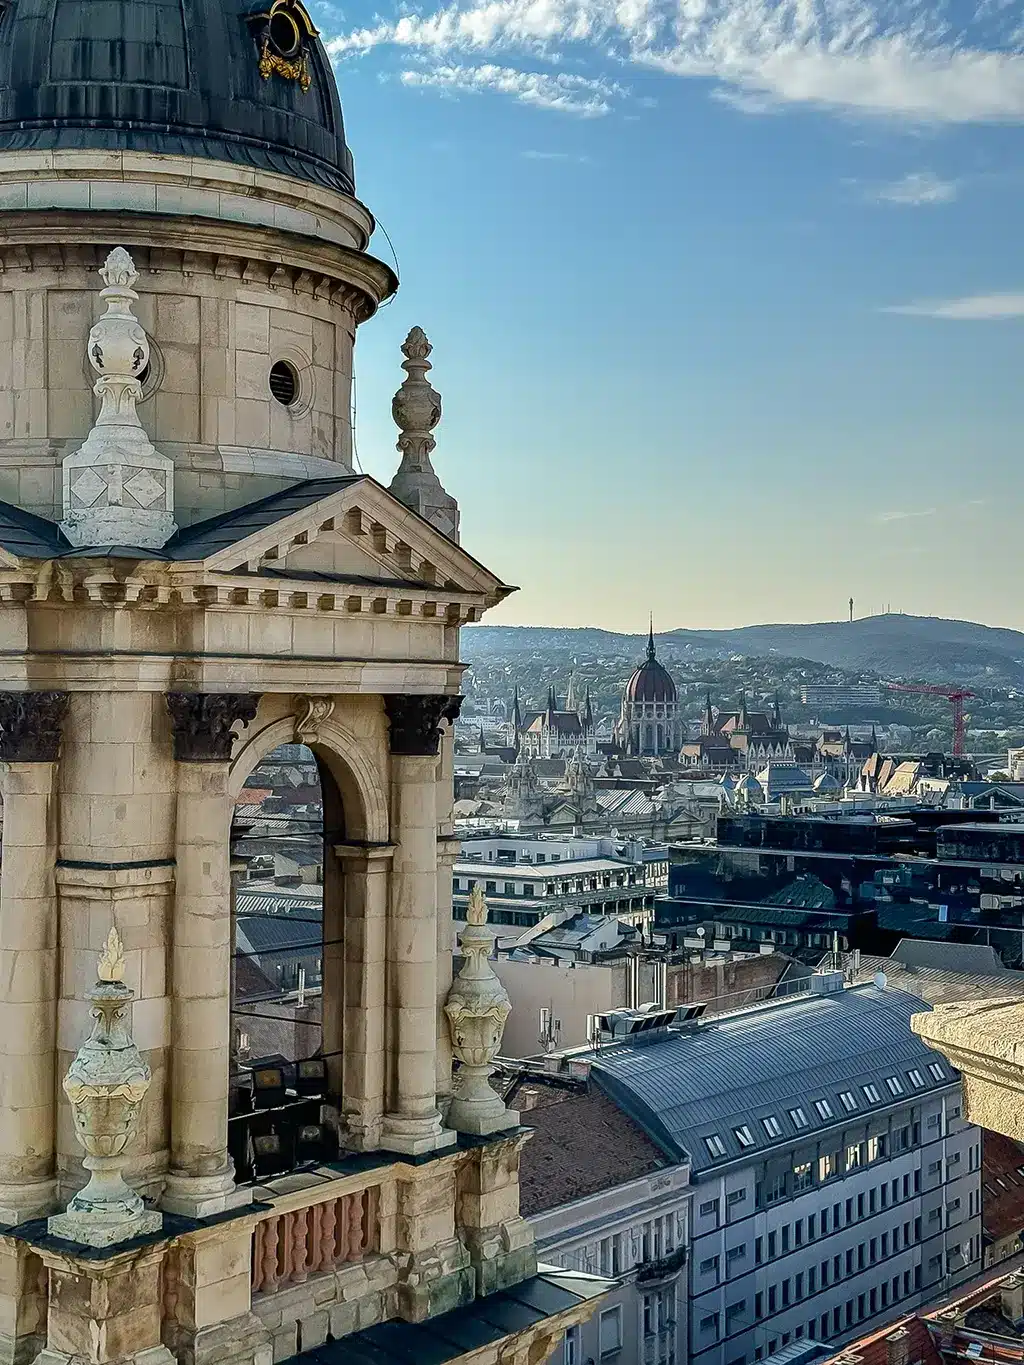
871;171;959;205
398;63;626;115
326;0;1024;124
522;148;593;160
876;507;939;522
883;293;1024;318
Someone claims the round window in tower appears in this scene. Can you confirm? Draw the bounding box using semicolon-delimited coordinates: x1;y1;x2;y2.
269;360;299;407
268;9;301;56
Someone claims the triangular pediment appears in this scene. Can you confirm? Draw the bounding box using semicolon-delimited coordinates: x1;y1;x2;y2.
175;476;513;606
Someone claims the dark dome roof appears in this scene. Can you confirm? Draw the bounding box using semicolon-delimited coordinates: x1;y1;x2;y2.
0;0;355;194
624;628;677;705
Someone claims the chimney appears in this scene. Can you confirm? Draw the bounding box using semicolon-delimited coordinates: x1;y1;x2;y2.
886;1327;910;1365
1001;1270;1024;1323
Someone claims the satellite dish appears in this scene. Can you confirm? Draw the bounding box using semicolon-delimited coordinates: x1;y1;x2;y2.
697;927;706;939
873;971;887;991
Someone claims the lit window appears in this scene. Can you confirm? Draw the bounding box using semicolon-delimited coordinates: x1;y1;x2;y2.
814;1098;834;1120
907;1068;925;1088
862;1083;881;1103
793;1161;814;1192
885;1076;904;1096
788;1106;809;1128
762;1115;782;1138
846;1143;862;1171
705;1134;726;1158
734;1125;755;1148
839;1091;857;1112
928;1062;945;1082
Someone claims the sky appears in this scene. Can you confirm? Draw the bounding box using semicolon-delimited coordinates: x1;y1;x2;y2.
314;0;1024;633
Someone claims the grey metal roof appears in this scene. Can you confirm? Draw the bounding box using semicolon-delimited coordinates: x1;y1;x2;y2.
586;983;956;1172
162;478;365;559
0;0;357;194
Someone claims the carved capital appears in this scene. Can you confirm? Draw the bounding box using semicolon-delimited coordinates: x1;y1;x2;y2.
294;695;335;747
165;693;260;763
384;695;454;757
0;690;69;762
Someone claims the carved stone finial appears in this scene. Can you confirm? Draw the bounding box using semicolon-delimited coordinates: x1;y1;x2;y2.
60;248;177;551
0;690;69;762
47;928;161;1248
388;327;460;543
97;926;126;983
444;886;517;1136
165;693;260;762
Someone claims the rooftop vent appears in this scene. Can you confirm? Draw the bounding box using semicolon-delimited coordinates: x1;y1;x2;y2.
810;970;845;995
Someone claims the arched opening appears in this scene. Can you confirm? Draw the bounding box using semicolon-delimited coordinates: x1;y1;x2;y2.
227;740;345;1182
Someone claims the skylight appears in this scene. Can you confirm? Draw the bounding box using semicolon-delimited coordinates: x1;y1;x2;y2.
907;1069;925;1088
928;1062;945;1082
813;1099;834;1120
705;1134;726;1158
862;1083;881;1103
788;1106;809;1128
734;1125;755;1148
885;1076;904;1096
839;1090;857;1112
762;1115;782;1138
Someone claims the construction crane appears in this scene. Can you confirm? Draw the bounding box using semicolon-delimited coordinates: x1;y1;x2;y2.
883;682;975;758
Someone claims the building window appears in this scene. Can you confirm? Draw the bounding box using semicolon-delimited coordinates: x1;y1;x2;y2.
814;1098;834;1120
867;1135;885;1162
699;1198;719;1217
734;1125;755;1148
885;1076;904;1096
819;1151;839;1181
928;1062;945;1081
728;1245;747;1265
700;1313;720;1339
705;1135;726;1158
700;1256;720;1276
907;1068;925;1088
762;1115;782;1138
727;1189;747;1207
845;1144;862;1172
839;1090;858;1112
862;1082;881;1103
565;1326;581;1365
793;1162;814;1192
789;1106;809;1128
600;1306;623;1356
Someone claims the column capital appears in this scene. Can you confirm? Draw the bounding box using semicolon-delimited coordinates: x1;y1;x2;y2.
384;694;462;757
165;693;260;762
0;690;68;762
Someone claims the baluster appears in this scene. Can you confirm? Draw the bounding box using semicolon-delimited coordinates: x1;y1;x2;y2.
365;1185;379;1253
291;1209;309;1284
337;1191;349;1261
320;1197;338;1270
308;1202;323;1274
347;1193;364;1259
280;1209;293;1287
261;1217;280;1294
252;1223;264;1294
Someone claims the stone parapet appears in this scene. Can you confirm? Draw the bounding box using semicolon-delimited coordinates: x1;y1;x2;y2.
911;997;1024;1140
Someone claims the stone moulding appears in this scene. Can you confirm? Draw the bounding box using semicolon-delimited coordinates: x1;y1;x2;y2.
0;689;69;761
911;998;1024;1142
165;692;261;762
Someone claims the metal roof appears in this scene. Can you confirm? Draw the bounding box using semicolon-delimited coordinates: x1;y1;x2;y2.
586;983;956;1173
299;1272;609;1365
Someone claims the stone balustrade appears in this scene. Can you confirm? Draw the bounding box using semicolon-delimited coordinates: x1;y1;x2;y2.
252;1185;381;1296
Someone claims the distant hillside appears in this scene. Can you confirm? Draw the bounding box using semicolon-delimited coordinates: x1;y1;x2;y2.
462;615;1024;688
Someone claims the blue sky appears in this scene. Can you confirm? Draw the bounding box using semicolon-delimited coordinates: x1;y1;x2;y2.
315;0;1024;632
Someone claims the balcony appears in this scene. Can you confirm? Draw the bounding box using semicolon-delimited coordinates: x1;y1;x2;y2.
636;1246;687;1285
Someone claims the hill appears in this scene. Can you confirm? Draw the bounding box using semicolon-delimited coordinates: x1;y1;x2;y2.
462;615;1024;689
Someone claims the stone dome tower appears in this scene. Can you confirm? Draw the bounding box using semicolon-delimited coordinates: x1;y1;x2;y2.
0;0;396;525
615;620;684;756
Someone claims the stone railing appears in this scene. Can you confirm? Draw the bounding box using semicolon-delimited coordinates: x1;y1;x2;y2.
251;1185;381;1295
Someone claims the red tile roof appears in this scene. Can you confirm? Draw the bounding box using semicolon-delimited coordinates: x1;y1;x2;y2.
983;1130;1024;1242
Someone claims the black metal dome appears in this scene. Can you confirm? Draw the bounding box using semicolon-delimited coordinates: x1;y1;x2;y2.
0;0;355;194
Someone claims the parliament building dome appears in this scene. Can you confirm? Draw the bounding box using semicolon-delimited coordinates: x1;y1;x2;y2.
0;0;354;193
623;627;678;705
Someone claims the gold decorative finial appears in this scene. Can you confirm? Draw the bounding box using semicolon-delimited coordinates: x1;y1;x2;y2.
466;884;489;927
98;925;125;983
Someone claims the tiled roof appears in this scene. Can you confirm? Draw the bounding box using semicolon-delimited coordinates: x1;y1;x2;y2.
982;1130;1024;1242
584;983;957;1172
518;1086;667;1216
819;1312;941;1365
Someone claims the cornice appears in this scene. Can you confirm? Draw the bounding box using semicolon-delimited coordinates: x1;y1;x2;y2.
0;220;394;320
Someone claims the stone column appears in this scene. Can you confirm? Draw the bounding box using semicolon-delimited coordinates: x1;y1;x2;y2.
0;691;67;1226
435;701;460;1113
332;845;392;1151
380;696;454;1156
162;693;259;1219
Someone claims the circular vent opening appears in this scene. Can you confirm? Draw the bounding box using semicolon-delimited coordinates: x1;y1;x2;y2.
269;10;301;55
269;360;299;407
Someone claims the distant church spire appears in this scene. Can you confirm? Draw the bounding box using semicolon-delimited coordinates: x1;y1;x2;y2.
703;691;715;736
583;688;594;730
512;687;522;732
647;614;656;661
772;690;782;727
738;689;748;729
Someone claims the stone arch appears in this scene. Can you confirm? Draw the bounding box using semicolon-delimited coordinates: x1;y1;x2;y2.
228;711;389;844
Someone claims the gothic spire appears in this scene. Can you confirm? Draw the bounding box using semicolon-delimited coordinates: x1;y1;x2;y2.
647;614;656;661
772;690;782;727
512;687;522;732
704;691;714;736
583;688;594;729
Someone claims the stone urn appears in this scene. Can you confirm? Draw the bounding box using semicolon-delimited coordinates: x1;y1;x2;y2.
444;886;518;1135
48;928;162;1248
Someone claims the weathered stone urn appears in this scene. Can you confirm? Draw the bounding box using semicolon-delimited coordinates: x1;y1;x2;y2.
444;886;518;1135
48;927;163;1248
